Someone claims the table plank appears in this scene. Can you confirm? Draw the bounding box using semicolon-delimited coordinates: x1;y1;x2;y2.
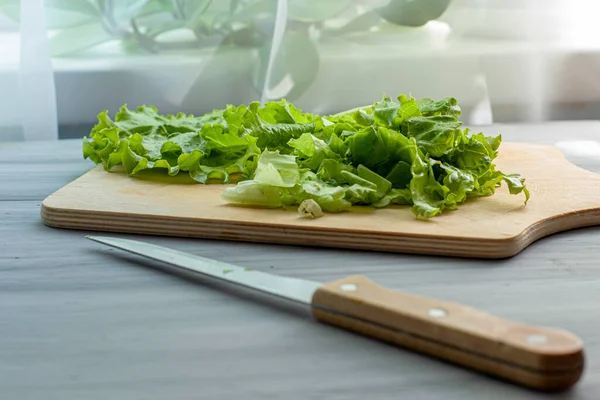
0;140;91;201
0;163;91;201
2;200;600;399
3;121;600;399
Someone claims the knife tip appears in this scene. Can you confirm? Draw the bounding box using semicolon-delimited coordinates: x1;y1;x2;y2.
85;235;104;242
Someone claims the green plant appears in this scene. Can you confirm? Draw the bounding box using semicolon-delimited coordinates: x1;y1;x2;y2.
0;0;454;100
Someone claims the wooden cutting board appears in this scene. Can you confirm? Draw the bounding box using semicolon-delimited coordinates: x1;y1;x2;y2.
41;142;600;258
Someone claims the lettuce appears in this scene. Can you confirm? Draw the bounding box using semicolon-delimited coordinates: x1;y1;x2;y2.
221;151;352;213
83;94;529;219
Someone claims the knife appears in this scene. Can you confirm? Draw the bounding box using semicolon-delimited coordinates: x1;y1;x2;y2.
86;235;584;391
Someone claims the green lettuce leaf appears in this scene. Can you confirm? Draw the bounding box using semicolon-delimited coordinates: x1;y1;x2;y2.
299;171;352;212
345;125;419;176
288;132;342;171
188;137;260;184
356;164;391;198
410;150;449;219
437;161;478;210
407;116;463;157
388;188;413;205
241;100;318;151
345;184;381;205
502;173;531;203
385;161;412;189
371;94;422;132
220;180;286;208
373;96;400;129
397;94;422;127
316;158;358;184
83;104;260;184
83;93;530;219
373;188;413;208
221;151;352;213
417;97;462;118
253;150;300;187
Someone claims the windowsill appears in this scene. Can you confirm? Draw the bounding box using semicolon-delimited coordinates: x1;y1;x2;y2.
3;19;600;139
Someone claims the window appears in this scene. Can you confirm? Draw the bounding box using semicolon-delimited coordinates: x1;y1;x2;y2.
2;0;600;141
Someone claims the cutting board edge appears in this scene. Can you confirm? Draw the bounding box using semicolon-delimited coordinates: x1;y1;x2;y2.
39;200;600;259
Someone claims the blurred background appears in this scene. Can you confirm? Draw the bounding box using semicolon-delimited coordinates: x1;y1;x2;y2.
1;0;599;141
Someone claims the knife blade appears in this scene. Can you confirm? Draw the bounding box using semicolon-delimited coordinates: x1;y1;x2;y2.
86;235;584;392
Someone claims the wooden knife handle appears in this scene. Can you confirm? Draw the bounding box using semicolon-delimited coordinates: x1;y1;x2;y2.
311;275;584;392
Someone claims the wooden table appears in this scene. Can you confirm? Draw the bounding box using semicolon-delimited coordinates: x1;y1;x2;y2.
2;121;600;399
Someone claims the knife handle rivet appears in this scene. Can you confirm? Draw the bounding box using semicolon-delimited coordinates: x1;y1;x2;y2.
340;283;358;292
428;308;448;318
526;334;548;345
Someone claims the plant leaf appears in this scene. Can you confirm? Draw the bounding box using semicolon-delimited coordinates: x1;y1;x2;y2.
49;22;114;57
288;0;353;22
378;0;452;27
328;9;382;36
112;0;152;21
45;0;100;16
137;0;175;17
0;0;102;29
0;0;20;23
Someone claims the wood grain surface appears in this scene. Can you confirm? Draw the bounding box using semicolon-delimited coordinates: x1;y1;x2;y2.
40;141;600;258
2;122;600;399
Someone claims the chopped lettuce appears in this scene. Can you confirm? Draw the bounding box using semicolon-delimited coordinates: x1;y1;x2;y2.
83;94;529;219
298;199;325;219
